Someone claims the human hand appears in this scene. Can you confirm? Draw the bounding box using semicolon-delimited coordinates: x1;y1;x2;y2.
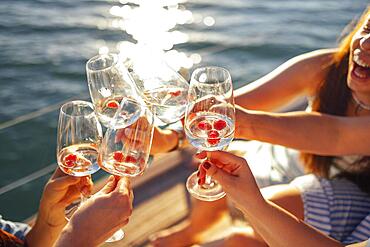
55;176;133;247
195;151;264;209
150;127;179;154
26;168;93;247
38;168;93;228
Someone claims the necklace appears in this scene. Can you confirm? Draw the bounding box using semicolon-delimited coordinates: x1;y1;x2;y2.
352;93;370;111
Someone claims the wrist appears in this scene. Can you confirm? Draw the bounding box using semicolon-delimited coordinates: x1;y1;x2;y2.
37;204;67;228
56;221;95;247
239;193;267;216
26;217;65;247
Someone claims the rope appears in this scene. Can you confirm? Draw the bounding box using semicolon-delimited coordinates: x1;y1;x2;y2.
0;163;56;196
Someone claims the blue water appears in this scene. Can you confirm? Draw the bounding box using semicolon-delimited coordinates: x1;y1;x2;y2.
0;0;368;221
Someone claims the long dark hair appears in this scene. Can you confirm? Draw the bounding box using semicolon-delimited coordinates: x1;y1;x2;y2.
300;7;370;193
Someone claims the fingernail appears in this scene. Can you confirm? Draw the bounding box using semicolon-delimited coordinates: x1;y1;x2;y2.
203;161;211;170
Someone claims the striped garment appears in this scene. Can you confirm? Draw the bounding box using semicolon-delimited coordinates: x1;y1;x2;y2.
0;215;30;241
291;174;370;244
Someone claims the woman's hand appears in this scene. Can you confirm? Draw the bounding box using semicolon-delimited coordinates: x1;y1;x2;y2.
39;169;92;227
26;168;93;246
150;127;179;154
195;151;264;209
55;176;133;247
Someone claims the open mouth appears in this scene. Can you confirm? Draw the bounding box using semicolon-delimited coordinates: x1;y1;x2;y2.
352;50;370;80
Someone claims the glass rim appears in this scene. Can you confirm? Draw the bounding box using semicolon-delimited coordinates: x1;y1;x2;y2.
60;100;95;118
191;66;231;85
86;53;118;72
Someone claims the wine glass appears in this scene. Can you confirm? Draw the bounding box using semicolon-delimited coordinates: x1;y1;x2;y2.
184;66;235;201
56;100;102;216
99;97;154;241
123;54;189;125
86;53;139;128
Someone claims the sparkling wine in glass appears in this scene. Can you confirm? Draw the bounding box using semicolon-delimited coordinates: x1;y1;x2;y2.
57;100;102;216
185;66;235;201
86;53;139;128
123;54;188;125
99;97;154;241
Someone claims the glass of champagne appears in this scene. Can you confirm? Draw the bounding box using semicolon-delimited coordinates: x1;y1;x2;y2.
86;53;139;128
56;100;102;216
124;55;189;125
184;66;235;201
99;97;154;241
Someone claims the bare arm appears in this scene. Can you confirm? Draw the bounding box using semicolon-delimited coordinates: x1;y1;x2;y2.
234;49;336;111
202;151;368;247
26;170;92;247
148;49;336;154
54;177;133;247
240;199;343;247
236;108;370;155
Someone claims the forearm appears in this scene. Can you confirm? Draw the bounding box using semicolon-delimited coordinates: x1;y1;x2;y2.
234;79;306;111
240;198;343;247
237;108;370;155
54;224;94;247
26;218;65;247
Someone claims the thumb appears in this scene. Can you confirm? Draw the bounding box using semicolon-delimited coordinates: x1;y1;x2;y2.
204;162;235;189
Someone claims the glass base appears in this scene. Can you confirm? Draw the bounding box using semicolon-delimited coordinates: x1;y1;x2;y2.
106;229;125;242
186;171;226;201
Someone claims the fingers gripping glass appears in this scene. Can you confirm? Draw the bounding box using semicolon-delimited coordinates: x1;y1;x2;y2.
184;67;235;201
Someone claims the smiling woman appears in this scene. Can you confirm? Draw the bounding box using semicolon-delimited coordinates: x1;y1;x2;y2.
300;8;370;175
150;6;370;247
349;16;370;101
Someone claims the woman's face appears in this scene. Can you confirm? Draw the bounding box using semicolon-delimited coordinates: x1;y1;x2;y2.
348;15;370;96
